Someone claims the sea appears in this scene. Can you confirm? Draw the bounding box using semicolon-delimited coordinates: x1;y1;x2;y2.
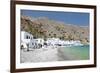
63;45;89;60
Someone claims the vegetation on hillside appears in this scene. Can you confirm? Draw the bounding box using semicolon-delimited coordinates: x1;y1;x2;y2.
21;16;89;44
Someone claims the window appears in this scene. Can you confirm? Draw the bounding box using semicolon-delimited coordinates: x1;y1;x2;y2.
26;35;28;39
26;35;31;39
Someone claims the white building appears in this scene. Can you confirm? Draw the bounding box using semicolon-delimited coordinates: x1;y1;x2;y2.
21;31;45;49
21;31;83;49
21;31;33;43
46;38;60;46
21;31;36;49
46;38;83;47
35;38;44;46
58;40;83;46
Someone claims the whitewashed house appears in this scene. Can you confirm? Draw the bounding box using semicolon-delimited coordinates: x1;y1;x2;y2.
21;31;36;49
72;40;83;46
46;38;60;46
21;31;33;43
21;31;45;49
35;38;44;46
21;31;83;50
59;40;83;46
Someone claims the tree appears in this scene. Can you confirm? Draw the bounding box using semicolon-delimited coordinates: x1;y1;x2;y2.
53;34;57;38
67;35;73;40
55;26;61;31
49;33;51;37
59;35;64;40
44;35;47;41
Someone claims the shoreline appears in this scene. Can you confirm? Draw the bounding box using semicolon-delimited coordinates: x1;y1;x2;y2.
20;45;89;63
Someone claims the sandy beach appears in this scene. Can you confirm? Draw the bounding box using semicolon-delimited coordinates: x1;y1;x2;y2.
20;45;89;63
20;46;59;63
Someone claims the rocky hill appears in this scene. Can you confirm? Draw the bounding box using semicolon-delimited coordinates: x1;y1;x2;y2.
21;16;89;44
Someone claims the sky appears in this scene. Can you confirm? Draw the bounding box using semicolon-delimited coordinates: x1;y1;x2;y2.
21;10;89;26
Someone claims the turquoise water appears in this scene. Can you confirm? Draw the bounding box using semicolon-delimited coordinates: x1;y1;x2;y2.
63;45;89;60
